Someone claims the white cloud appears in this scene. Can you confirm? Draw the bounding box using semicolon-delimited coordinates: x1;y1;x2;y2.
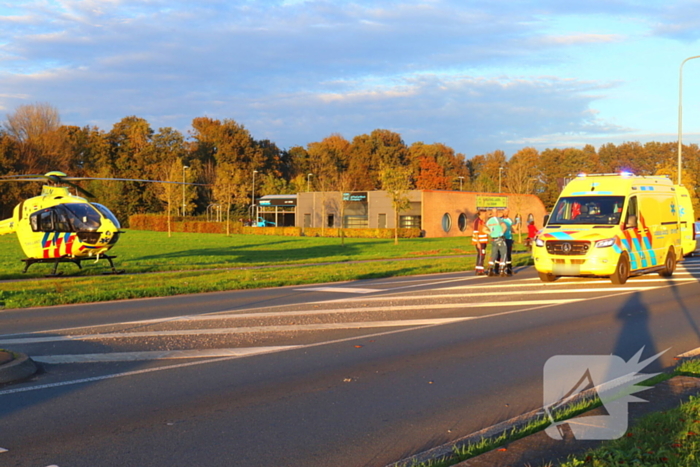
0;0;696;157
540;33;624;45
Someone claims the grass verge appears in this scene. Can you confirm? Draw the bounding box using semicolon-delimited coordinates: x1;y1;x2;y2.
556;358;700;467
399;360;700;467
0;230;533;309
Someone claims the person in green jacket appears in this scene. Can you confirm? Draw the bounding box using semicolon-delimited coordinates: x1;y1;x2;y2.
485;208;507;277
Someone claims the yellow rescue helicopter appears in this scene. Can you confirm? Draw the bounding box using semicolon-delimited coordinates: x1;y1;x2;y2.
0;171;190;276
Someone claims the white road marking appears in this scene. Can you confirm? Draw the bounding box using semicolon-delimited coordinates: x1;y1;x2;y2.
3;281;692;396
32;346;301;364
340;286;662;302
0;356;240;396
0;318;476;345
438;277;697;290
295;286;379;294
0;324;474;396
1;295;594;341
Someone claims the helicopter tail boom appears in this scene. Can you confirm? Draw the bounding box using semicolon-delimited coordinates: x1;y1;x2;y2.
0;217;15;235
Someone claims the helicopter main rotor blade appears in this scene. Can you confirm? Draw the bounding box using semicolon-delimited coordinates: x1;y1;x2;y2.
0;175;47;181
63;177;207;185
64;180;95;198
0;174;207;186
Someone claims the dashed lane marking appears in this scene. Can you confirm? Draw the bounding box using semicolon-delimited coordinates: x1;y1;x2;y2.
294;286;379;294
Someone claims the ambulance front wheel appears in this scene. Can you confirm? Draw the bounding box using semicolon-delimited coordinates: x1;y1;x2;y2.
538;271;557;282
659;247;676;277
611;253;630;285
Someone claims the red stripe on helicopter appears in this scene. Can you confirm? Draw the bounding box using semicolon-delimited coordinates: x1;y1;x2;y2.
65;233;74;255
53;236;63;258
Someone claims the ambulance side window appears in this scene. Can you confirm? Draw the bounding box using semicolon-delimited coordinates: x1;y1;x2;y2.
625;196;638;229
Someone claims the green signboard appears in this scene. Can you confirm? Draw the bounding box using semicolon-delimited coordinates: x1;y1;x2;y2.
476;195;508;209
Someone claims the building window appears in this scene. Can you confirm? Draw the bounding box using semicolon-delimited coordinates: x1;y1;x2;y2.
458;213;468;232
344;216;368;228
327;214;335;228
400;215;421;229
442;213;452;232
378;213;387;228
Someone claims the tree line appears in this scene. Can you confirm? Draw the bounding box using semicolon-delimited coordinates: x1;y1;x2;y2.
1;103;698;223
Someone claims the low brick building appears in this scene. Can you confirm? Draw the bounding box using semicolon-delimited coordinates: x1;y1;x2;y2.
295;190;547;238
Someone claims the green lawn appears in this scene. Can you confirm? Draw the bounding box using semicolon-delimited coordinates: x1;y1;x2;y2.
0;230;530;309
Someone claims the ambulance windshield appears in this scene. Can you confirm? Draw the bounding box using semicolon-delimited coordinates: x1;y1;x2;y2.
550;196;626;225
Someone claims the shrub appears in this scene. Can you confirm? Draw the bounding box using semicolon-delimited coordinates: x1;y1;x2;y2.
129;215;421;239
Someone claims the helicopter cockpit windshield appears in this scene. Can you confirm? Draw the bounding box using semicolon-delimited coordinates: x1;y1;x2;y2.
91;203;121;229
64;204;102;231
30;203;102;233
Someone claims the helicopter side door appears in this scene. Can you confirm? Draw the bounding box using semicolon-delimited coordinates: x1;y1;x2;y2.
30;206;75;233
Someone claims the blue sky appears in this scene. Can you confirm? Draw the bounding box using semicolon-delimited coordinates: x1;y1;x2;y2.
1;0;700;158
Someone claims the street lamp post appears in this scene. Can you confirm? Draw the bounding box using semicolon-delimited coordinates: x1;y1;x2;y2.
458;176;464;191
678;55;700;184
181;165;189;216
307;173;313;192
498;167;504;193
251;169;258;221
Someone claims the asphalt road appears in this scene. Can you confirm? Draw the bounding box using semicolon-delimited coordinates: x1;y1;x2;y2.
2;260;700;467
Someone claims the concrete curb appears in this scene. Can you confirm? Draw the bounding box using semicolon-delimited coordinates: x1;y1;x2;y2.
0;352;38;385
385;405;551;467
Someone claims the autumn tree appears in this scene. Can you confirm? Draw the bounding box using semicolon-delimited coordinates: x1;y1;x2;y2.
470;150;507;193
380;162;412;245
212;162;249;234
346;129;409;190
308;134;350;234
155;157;185;236
415;155;449;189
190;117;264;215
503;147;540;195
410;142;466;190
537;147;598;208
0;132;21;217
3;103;71;174
97;116;158;222
287;145;311;184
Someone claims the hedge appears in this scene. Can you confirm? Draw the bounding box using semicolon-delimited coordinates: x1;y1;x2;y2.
128;214;422;238
301;227;422;238
129;214;235;234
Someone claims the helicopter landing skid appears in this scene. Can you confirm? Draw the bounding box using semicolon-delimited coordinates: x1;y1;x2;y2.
21;255;125;276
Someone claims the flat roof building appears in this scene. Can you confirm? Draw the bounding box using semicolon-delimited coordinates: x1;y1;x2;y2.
295;190;547;238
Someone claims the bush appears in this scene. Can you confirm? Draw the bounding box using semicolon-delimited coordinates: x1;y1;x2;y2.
129;215;422;239
302;227;421;238
129;214;235;234
241;226;302;236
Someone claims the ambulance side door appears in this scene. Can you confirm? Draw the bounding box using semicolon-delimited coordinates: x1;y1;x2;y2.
623;195;645;270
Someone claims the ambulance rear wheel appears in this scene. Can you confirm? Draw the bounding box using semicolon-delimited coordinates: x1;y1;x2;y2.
611;253;630;285
659;248;676;277
538;272;557;282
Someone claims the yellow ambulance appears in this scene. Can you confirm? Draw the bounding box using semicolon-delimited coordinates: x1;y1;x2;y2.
534;173;683;284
